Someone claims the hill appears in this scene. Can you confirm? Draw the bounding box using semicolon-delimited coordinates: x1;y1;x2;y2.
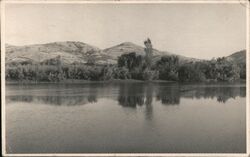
6;41;197;65
5;41;115;65
5;41;246;66
102;42;201;64
103;42;168;58
226;50;246;64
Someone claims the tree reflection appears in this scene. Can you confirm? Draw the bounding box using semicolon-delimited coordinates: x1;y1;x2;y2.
156;85;180;105
118;83;145;108
87;87;98;103
117;83;154;120
6;95;90;106
145;84;153;120
6;83;246;106
6;85;99;106
180;86;246;103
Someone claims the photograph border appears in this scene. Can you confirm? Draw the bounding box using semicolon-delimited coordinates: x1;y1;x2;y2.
1;0;249;156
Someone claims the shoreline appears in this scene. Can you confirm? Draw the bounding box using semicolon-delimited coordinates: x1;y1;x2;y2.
5;79;246;85
5;79;176;85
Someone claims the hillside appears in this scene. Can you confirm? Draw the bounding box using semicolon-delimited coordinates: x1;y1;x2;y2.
103;42;203;64
103;42;168;58
5;41;115;65
226;50;246;64
6;41;196;65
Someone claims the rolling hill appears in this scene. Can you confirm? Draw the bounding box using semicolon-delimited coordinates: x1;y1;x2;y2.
5;41;246;65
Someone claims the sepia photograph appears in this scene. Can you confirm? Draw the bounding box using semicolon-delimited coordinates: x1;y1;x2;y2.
1;0;249;156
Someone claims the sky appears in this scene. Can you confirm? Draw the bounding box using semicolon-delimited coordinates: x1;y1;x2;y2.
5;3;246;59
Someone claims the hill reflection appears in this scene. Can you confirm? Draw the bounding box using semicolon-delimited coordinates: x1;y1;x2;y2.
6;83;246;107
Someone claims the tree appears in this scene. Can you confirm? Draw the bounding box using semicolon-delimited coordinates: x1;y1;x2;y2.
156;56;179;81
85;50;96;65
178;63;206;82
101;65;114;80
212;57;240;81
113;66;131;79
117;52;143;71
142;69;159;81
144;38;153;68
17;65;24;81
239;63;246;79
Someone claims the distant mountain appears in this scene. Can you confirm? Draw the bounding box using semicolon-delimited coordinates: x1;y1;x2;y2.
226;50;246;64
5;41;245;66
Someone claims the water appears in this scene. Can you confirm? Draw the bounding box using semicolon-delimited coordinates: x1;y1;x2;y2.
5;82;246;153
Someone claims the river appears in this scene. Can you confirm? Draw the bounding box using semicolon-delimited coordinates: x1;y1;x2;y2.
5;82;246;153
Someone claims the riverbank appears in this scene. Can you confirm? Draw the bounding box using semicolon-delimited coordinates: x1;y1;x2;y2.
5;79;246;85
5;79;177;85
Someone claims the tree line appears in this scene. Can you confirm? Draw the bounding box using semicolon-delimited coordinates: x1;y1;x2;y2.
5;53;245;82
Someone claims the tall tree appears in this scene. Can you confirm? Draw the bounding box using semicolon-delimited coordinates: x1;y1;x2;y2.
144;38;153;68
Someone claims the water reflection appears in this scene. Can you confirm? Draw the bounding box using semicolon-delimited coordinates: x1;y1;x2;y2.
117;83;145;108
180;85;246;103
6;95;90;106
156;85;180;105
6;83;246;153
145;85;153;120
6;83;246;107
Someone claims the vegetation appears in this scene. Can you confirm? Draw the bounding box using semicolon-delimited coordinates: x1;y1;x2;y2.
5;39;246;83
5;55;245;83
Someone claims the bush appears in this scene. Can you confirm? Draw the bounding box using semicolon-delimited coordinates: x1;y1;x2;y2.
113;66;131;79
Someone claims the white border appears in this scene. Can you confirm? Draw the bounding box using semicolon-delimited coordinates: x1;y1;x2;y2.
1;0;250;4
246;0;249;156
1;0;249;156
1;0;6;156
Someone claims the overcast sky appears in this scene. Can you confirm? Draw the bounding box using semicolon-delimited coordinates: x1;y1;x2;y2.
5;3;246;59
